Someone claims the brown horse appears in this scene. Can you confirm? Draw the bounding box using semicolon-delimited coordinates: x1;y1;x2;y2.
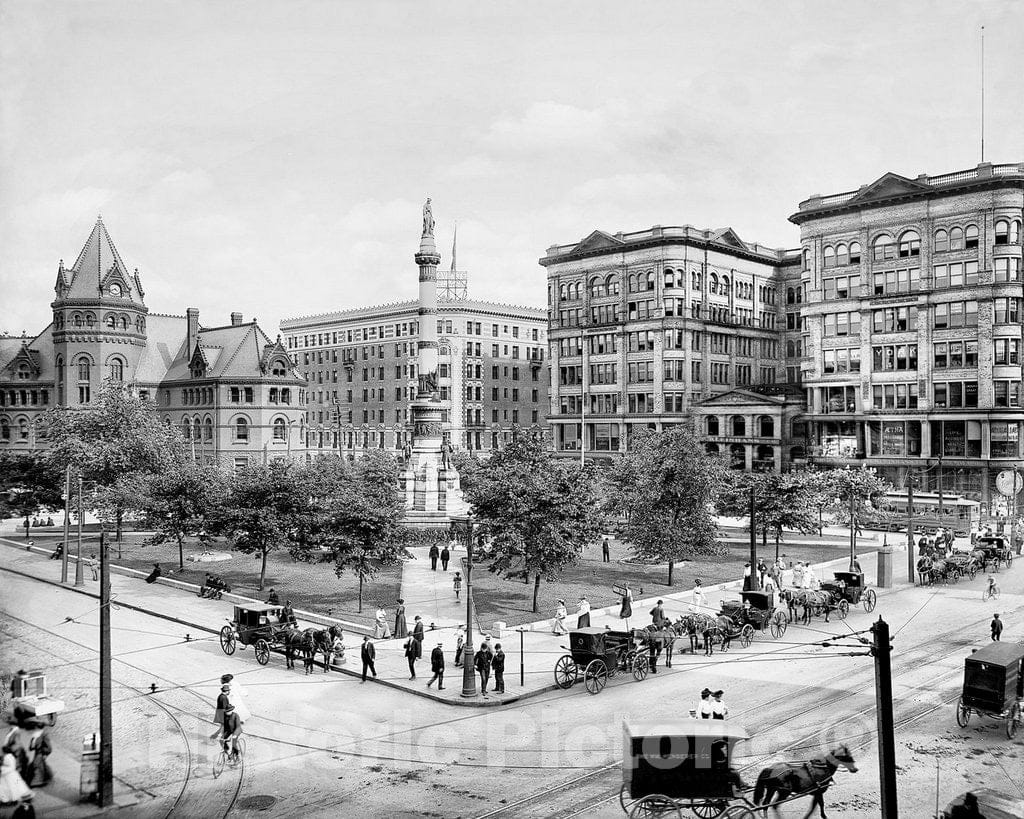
753;744;857;818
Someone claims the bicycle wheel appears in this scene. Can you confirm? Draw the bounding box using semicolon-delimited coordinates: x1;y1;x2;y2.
213;748;227;779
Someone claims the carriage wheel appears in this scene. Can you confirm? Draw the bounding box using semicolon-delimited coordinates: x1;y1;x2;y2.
632;653;649;682
967;565;978;581
739;625;754;648
1007;702;1022;739
619;785;631;814
863;589;877;612
837;600;849;620
554;655;578;689
770;610;788;639
948;568;961;584
254;639;271;666
956;697;971;728
691;801;728;818
220;626;236;655
628;794;682;818
584;659;608;695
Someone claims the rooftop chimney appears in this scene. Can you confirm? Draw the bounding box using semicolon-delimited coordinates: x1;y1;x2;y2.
186;308;199;357
230;312;243;326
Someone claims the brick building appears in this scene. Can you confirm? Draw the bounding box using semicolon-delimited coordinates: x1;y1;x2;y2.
279;300;548;457
0;219;307;467
793;161;1024;509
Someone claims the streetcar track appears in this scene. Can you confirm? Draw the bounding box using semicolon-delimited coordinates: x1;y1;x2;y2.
3;612;244;819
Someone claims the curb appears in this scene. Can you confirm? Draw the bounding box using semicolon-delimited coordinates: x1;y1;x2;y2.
0;543;555;708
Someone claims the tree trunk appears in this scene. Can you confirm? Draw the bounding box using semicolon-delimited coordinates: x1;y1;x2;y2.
775;531;781;562
116;509;123;543
358;575;363;613
532;573;541;613
177;534;184;571
24;513;30;540
667;560;674;586
259;547;268;591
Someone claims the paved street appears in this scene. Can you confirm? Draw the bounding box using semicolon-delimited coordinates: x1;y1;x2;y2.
2;535;1021;818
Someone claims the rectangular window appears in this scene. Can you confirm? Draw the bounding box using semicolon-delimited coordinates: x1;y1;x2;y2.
994;298;1021;324
995;338;1021;365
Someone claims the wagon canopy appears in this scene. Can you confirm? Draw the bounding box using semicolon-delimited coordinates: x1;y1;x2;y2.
832;571;864;587
740;590;774;610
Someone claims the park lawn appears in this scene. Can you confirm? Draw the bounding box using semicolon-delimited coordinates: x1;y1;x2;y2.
467;530;863;628
34;528;396;628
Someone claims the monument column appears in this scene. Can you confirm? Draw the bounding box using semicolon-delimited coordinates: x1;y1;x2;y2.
404;198;467;525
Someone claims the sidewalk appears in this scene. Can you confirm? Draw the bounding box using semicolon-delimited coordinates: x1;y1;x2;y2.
0;535;891;710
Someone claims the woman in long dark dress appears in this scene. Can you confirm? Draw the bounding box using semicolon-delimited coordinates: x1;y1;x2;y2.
394;599;408;639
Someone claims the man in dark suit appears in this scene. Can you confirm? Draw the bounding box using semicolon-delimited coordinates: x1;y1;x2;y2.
440;545;450;571
474;643;491;695
491;643;506;693
360;636;377;682
428;543;440;570
427;642;445;689
602;537;610;562
412;616;425;658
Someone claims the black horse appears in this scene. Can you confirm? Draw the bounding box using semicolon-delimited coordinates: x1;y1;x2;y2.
279;626;309;670
753;744;858;818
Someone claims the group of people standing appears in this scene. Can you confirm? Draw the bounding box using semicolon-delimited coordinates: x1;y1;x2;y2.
694;687;729;719
0;724;50;813
552;596;591;635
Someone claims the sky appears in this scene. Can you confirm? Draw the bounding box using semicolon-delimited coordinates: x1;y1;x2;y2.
2;0;1023;337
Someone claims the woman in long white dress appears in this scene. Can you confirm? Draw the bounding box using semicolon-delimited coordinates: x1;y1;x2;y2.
373;607;391;639
0;743;32;805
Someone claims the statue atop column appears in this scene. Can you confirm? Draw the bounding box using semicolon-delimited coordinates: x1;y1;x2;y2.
422;198;434;238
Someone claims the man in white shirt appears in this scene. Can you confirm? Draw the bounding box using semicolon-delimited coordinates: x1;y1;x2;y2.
576;597;591;628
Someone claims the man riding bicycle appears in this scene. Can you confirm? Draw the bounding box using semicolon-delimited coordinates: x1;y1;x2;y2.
220;702;243;759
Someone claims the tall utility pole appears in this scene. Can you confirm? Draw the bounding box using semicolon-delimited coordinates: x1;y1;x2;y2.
936;455;944;521
61;465;71;584
75;476;84;587
98;530;114;807
849;490;857;571
579;328;587;467
906;477;915;584
748;484;759;590
871;617;898;817
460;519;477;698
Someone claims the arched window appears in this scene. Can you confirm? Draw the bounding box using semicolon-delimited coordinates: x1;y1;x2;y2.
754;444;774;470
995;220;1011;245
606;274;619;295
731;415;746;436
849;242;861;264
709;273;719;294
558;284;567;301
898;230;920;257
272;360;287;377
136;317;145;333
964;224;979;249
120;316;130;330
664;269;675;289
645;271;655;291
73;313;83;327
235;418;249;441
55;357;63;389
705;442;720;455
823;246;835;268
108;358;124;382
181;418;192;440
949;226;964;251
721;275;730;294
836;244;849;266
934;229;949;253
204;416;214;441
105;314;116;329
77;358;90;382
787;287;796;305
707;416;719;436
0;418;9;441
691;270;702;290
273;417;287;441
872;234;895;261
759;416;775;437
85;313;95;328
590;276;603;298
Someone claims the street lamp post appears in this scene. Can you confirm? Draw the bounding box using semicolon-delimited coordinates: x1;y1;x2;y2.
454;515;477;698
849;489;857;571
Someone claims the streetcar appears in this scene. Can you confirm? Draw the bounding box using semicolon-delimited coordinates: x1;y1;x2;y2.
862;491;980;538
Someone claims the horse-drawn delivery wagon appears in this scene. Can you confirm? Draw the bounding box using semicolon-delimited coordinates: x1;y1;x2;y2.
820;571;877;613
955;642;1023;739
219;605;291;666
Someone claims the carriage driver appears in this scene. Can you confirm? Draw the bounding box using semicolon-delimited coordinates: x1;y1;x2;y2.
220;702;243;759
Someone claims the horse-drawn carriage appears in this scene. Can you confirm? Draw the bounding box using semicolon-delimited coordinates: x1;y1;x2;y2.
219;605;291;665
7;671;64;727
719;591;788;642
976;536;1014;572
955;642;1023;739
618;720;859;818
820;571;877;614
554;628;650;695
946;551;981;581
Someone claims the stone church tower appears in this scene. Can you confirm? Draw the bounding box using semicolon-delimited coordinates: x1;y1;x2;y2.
50;217;149;404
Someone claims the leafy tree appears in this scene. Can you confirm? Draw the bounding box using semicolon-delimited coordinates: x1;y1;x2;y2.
42;382;186;541
289;451;409;612
130;462;228;570
718;470;823;563
816;466;895;567
0;454;64;539
217;461;305;591
607;426;729;586
463;435;604;612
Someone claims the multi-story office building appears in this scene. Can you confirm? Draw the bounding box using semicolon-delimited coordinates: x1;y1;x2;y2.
793;162;1024;509
540;226;802;469
279;300;548;456
0;219;307;467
